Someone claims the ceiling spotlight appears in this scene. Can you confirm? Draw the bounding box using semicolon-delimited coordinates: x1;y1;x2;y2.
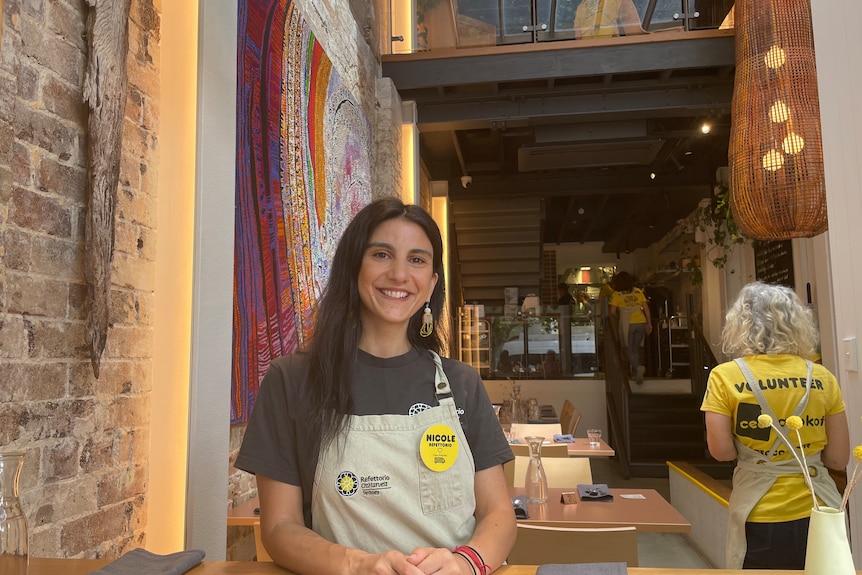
684;150;693;156
700;122;711;134
578;207;585;215
649;172;656;180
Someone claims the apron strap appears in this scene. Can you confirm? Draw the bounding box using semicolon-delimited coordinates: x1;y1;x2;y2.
733;357;813;460
428;350;453;398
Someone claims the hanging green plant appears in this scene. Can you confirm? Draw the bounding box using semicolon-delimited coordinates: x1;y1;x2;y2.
680;183;750;286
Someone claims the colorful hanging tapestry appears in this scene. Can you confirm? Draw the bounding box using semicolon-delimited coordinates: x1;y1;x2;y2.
232;0;372;424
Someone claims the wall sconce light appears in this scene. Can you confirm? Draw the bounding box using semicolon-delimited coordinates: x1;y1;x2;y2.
728;0;826;239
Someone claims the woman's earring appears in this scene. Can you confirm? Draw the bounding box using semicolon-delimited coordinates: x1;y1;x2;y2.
420;303;434;337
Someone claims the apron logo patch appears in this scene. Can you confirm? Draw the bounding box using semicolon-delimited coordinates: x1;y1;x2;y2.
420;423;459;472
336;471;359;496
359;474;391;496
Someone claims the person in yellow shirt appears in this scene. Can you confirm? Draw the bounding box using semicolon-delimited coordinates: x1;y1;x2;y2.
573;0;645;39
701;282;849;569
608;271;651;383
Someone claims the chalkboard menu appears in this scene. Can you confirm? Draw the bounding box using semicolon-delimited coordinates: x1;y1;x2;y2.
754;240;795;288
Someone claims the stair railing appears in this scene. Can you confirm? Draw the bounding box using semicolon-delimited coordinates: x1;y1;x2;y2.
602;315;632;479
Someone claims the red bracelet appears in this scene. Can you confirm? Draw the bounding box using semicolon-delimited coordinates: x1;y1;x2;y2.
453;550;477;575
453;545;490;575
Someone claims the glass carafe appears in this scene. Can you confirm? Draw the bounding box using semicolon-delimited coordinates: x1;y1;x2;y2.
511;383;526;424
524;436;548;504
0;452;28;575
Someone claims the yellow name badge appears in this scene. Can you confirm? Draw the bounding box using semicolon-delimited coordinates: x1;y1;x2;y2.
420;423;459;472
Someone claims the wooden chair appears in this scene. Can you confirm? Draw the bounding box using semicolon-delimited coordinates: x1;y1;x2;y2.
509;456;593;488
509;422;562;443
558;400;582;436
507;524;639;566
253;524;273;562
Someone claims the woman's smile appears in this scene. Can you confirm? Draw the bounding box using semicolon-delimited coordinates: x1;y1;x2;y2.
357;218;438;338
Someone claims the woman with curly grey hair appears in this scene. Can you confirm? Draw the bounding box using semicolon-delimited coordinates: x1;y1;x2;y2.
701;281;849;570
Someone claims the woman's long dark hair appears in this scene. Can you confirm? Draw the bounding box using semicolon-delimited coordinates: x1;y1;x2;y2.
304;197;446;448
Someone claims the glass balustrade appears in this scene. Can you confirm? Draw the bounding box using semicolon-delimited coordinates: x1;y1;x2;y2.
393;0;734;54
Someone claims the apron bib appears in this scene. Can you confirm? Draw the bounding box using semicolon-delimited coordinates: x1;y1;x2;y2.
724;358;841;568
311;350;477;554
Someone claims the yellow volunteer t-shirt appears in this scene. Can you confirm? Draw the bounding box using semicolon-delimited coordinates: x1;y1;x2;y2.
701;355;845;522
574;0;624;38
609;288;647;324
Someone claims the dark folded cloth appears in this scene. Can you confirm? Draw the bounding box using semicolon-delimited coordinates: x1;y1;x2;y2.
536;562;626;575
512;495;530;519
89;548;205;575
577;483;613;502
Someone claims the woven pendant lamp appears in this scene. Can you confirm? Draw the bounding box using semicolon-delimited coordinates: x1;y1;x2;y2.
728;0;827;239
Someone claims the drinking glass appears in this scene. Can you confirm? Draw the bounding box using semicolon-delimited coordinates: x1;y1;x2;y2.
587;429;602;446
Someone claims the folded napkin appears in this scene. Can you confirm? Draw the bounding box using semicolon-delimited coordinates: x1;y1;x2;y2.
89;548;205;575
577;483;613;502
508;438;522;444
553;433;574;443
536;562;626;575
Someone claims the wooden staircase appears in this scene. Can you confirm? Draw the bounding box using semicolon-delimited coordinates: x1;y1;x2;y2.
626;391;733;478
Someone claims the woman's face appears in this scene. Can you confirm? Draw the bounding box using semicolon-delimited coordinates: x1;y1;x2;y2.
357;218;438;336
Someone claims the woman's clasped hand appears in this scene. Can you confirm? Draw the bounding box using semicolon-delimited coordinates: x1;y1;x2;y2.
345;547;473;575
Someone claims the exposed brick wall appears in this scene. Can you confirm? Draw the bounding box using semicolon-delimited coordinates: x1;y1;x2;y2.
0;0;160;559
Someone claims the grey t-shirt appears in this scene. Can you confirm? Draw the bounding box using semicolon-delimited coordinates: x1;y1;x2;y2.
235;347;513;527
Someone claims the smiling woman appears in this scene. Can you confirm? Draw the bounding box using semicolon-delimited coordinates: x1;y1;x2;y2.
356;218;438;355
234;197;517;575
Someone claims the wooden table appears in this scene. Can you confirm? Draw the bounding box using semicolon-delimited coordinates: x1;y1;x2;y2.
27;558;855;575
564;437;614;457
509;438;615;457
509;486;691;533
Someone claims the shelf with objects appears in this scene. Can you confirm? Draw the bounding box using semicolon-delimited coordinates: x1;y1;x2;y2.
458;304;490;376
657;316;691;379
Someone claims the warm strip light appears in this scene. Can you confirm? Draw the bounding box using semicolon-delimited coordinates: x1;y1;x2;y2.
431;195;450;355
400;122;417;204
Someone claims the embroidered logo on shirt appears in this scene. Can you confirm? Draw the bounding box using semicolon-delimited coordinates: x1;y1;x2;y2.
409;402;432;415
408;402;465;417
336;471;359;496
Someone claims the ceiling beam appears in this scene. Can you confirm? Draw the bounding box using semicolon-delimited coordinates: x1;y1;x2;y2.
382;33;735;90
416;85;732;127
446;164;715;196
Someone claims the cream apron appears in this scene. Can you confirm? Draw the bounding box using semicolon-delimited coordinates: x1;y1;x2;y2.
724;358;841;568
311;350;477;554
